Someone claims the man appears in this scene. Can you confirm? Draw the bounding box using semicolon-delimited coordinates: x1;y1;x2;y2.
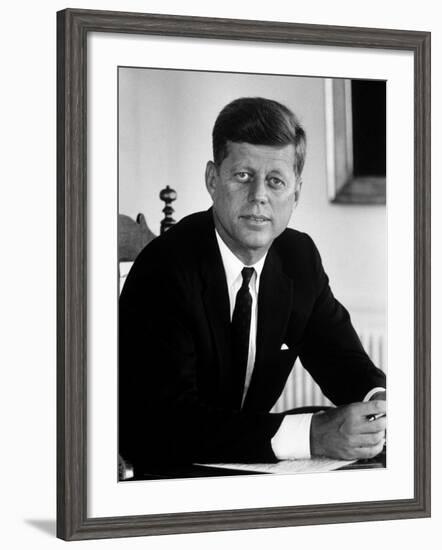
119;97;386;471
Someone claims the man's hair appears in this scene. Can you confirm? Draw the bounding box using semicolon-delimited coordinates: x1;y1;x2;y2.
212;97;306;177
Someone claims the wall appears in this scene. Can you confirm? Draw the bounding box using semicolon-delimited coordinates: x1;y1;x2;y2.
1;1;440;549
119;68;386;315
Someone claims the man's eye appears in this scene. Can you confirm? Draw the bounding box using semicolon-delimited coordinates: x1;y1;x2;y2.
268;177;285;188
235;172;251;182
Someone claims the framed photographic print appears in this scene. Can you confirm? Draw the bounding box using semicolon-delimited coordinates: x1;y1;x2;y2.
57;8;431;541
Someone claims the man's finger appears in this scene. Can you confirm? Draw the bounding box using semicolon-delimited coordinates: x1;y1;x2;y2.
351;441;385;460
350;400;386;418
350;431;386;448
359;416;387;433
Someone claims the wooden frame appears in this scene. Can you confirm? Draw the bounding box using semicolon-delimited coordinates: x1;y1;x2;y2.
57;8;431;541
324;78;386;204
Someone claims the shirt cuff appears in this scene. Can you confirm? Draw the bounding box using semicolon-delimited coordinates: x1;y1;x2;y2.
271;413;313;460
363;387;386;402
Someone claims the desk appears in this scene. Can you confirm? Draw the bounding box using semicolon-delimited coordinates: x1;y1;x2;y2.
123;447;386;481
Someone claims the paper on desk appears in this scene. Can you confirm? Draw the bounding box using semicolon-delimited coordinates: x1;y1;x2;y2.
195;457;356;475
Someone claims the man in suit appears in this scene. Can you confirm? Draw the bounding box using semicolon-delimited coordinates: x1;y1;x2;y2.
119;97;386;471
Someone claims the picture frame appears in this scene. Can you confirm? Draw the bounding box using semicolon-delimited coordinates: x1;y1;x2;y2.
324;78;387;204
57;8;431;541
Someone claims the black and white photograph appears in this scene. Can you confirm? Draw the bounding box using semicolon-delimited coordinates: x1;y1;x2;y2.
1;0;438;546
118;67;388;481
54;8;430;541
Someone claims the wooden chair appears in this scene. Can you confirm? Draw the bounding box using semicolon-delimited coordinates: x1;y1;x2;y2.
118;212;156;480
119;213;156;262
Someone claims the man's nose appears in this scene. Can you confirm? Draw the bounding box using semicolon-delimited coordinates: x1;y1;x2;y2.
248;177;268;204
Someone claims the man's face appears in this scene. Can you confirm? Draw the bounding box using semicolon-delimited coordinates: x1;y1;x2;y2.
205;141;301;264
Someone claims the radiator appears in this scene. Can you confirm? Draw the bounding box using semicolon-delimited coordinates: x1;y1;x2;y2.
271;328;386;413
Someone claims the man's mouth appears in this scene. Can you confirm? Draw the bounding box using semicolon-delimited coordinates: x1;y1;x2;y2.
241;215;271;223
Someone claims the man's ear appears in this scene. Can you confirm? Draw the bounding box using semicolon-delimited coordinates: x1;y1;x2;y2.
205;161;218;199
294;177;303;206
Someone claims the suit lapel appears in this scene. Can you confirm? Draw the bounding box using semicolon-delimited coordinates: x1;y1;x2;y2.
243;247;293;408
199;216;235;403
198;211;294;409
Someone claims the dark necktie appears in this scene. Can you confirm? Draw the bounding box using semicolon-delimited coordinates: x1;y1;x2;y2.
231;267;255;409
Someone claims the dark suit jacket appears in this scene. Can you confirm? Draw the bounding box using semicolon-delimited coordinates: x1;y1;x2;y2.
119;209;386;467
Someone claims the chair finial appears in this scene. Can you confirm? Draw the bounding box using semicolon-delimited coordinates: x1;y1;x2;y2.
159;185;177;234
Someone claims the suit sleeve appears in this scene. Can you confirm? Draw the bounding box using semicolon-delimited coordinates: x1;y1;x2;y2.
119;246;284;468
297;236;386;405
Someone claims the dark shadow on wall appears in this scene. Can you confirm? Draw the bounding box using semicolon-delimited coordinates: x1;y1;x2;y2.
24;519;56;537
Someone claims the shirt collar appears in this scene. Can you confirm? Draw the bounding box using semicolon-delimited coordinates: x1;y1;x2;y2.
214;229;267;290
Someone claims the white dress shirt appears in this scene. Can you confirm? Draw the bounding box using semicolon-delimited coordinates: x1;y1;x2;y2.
215;230;312;458
215;229;385;460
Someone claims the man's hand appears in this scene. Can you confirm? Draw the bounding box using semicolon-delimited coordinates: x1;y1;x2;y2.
310;400;386;460
369;390;386;402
